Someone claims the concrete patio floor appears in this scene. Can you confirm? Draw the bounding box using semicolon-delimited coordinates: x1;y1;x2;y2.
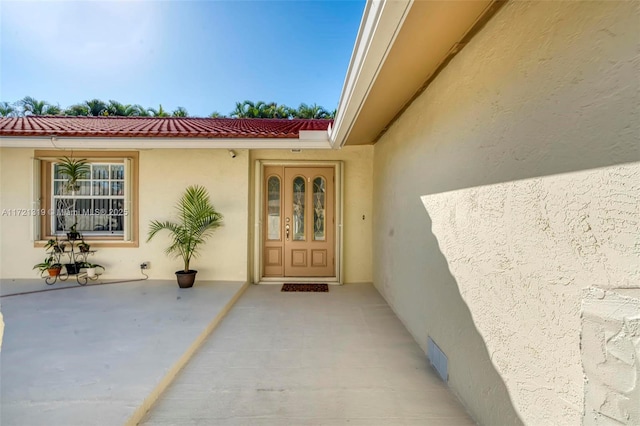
0;278;246;426
141;284;475;425
1;280;475;426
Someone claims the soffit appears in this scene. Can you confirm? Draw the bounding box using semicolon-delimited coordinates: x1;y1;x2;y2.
343;0;495;146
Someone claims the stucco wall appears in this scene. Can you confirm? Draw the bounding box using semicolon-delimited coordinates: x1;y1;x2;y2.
0;148;250;281
582;287;640;425
0;146;373;284
372;1;638;425
250;146;373;284
422;163;640;424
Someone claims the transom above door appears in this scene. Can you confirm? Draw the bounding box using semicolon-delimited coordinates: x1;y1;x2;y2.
263;166;335;277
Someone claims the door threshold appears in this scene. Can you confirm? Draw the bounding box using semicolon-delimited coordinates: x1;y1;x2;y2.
257;277;341;285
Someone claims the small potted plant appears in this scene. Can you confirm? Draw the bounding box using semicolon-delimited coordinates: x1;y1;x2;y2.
45;238;66;253
33;256;62;277
147;185;223;288
78;239;91;253
67;224;81;241
81;262;104;278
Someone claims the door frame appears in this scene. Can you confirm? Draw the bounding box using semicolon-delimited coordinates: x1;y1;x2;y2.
253;160;344;284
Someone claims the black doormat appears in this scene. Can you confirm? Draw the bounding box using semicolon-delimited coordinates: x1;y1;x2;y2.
281;283;329;292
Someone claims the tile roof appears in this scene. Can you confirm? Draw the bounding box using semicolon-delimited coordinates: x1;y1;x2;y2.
0;116;332;139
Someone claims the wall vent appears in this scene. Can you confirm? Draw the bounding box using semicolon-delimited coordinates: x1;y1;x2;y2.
427;336;448;382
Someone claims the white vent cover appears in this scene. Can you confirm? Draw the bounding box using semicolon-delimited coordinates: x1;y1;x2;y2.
428;336;448;382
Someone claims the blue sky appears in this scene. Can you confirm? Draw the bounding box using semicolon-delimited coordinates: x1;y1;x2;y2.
0;1;365;117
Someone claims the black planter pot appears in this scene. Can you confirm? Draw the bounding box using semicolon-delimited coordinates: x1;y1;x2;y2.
67;232;81;241
65;262;82;275
175;270;197;288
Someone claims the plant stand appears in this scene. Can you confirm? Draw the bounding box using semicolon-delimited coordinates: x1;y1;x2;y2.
43;240;103;286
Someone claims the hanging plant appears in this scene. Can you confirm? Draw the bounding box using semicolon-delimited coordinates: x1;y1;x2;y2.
57;156;90;193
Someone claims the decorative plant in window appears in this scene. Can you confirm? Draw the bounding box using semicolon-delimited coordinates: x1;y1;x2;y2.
56;156;90;233
147;185;223;288
57;156;90;193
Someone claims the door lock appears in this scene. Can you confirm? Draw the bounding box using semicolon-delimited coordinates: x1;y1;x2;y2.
285;224;290;240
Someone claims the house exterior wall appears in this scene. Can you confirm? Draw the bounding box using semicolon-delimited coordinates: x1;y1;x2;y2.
0;148;250;281
250;146;373;284
422;163;639;425
372;1;638;425
0;146;373;284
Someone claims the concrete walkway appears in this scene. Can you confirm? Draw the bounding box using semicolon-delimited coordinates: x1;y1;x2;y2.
0;279;246;426
141;284;475;425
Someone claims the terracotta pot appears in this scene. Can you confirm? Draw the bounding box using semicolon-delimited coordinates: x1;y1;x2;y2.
48;267;61;277
175;270;197;288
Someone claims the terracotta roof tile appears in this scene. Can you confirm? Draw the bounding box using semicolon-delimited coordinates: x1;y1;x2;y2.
0;116;332;139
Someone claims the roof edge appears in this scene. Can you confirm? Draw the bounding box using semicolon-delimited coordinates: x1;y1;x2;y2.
0;136;333;150
330;0;413;148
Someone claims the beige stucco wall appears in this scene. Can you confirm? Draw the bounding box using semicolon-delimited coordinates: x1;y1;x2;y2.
372;1;638;425
0;148;40;276
0;146;373;284
250;146;373;284
138;149;250;281
0;148;250;281
582;287;640;425
422;163;640;425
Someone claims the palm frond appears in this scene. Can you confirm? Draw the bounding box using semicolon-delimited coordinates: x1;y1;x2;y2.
147;185;223;271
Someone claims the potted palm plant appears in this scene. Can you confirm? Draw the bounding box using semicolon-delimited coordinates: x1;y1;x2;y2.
147;185;223;288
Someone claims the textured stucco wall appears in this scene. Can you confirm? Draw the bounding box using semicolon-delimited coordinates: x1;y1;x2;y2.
0;148;250;281
422;163;640;424
250;146;373;284
582;287;640;425
372;1;638;425
0;146;373;283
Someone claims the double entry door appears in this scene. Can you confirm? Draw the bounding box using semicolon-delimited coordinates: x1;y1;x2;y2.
263;166;335;277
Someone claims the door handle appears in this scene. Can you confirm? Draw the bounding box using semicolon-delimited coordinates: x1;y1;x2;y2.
285;224;290;240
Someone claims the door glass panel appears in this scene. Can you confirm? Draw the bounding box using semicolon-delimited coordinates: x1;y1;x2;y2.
313;177;326;241
293;176;305;241
267;176;280;240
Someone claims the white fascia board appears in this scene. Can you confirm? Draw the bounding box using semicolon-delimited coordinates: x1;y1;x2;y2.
0;136;332;150
299;129;330;141
330;0;413;148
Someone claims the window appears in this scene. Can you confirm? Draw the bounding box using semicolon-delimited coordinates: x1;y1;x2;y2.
34;150;138;246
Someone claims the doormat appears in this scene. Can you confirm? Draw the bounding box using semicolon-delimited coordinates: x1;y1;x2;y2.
281;283;329;292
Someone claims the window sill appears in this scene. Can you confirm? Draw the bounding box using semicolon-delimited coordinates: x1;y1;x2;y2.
34;240;139;248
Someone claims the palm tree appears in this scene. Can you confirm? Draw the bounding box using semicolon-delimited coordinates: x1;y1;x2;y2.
172;107;189;117
209;111;225;118
148;104;170;117
296;103;330;119
20;96;50;115
230;100;255;118
45;104;63;116
266;102;293;118
131;104;150;117
0;101;17;117
64;104;90;116
84;99;108;116
106;100;136;116
253;101;268;118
